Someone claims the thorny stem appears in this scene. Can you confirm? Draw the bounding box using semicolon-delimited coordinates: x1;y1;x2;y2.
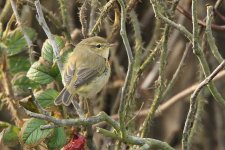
117;0;134;140
182;60;225;150
90;0;116;36
79;0;89;38
205;6;223;63
10;0;35;64
182;2;225;149
58;0;71;40
140;0;180;137
182;1;199;149
0;55;23;126
117;0;133;63
161;43;190;100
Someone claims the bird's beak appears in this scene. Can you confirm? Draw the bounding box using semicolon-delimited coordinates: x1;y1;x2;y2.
108;43;117;47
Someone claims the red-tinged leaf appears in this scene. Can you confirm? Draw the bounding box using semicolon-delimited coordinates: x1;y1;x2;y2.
64;133;86;150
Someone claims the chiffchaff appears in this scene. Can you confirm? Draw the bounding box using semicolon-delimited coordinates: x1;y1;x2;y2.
54;36;112;106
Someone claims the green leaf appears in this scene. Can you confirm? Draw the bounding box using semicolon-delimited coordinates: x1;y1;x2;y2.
2;125;20;146
27;61;54;84
8;56;31;74
35;89;58;109
12;72;39;90
20;118;53;147
47;127;67;150
5;27;36;56
41;36;65;64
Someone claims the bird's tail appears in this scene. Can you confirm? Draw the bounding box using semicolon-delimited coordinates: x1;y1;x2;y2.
54;88;72;106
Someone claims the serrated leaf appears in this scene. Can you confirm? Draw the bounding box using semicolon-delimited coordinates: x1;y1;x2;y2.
20;118;53;147
35;89;58;109
41;36;65;64
2;125;20;146
47;127;67;150
8;56;31;74
27;61;54;84
5;27;36;56
12;72;39;90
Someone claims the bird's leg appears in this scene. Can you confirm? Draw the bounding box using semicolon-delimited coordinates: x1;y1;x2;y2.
71;96;85;118
85;98;95;117
82;98;96;150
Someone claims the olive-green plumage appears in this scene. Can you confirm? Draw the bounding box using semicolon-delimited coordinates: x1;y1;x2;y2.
54;36;112;106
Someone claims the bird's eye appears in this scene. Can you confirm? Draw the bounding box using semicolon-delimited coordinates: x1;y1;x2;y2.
96;44;101;48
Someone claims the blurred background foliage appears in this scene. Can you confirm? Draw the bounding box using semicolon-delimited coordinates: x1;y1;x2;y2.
0;0;225;150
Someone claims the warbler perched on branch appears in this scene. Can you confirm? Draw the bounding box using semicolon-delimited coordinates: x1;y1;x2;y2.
54;36;113;106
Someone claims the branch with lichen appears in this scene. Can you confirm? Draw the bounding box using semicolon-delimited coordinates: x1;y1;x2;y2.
182;2;225;149
182;60;225;150
190;6;225;107
123;10;145;133
22;90;174;150
34;0;63;75
205;6;223;63
148;0;225;108
97;128;174;150
140;0;180;137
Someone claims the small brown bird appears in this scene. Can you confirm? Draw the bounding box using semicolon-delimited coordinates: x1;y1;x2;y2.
54;36;112;106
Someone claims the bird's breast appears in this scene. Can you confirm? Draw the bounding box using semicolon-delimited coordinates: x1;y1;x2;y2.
76;64;111;98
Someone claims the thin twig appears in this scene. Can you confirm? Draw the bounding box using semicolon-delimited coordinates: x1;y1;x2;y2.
118;62;134;138
206;6;224;62
28;88;49;115
57;0;71;40
24;109;120;131
214;8;225;23
117;0;134;63
176;5;225;32
141;0;180;137
0;55;23;126
79;0;89;38
10;0;35;64
161;43;190;100
214;0;223;8
182;0;199;148
34;0;63;75
90;0;116;36
117;0;134;139
88;0;98;34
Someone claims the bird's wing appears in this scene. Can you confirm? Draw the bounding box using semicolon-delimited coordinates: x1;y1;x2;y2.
63;61;76;85
74;56;106;88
